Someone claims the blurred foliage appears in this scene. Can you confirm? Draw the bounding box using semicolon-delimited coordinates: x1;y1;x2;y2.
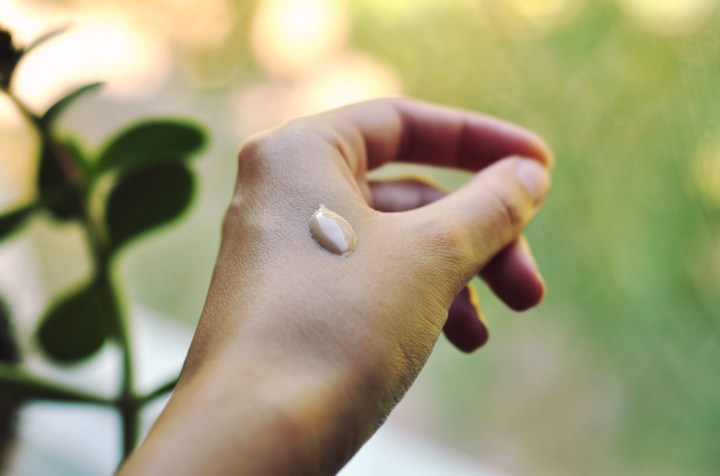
106;162;195;252
0;298;20;471
37;280;108;362
0;25;206;460
98;120;205;172
0;206;34;241
345;1;720;475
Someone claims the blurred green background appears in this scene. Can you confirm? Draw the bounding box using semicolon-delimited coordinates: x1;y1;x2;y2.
1;0;720;474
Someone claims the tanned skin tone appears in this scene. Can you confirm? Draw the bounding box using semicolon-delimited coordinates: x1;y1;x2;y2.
119;98;553;475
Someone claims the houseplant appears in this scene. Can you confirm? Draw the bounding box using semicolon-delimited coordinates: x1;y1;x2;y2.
0;26;206;466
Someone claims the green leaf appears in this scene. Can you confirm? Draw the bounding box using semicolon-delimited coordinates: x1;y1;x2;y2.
37;283;108;363
98;120;206;173
0;205;34;242
41;82;103;126
21;26;68;56
62;137;89;174
106;164;195;252
37;140;83;221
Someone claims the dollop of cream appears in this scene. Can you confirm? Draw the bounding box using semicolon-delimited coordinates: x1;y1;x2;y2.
309;206;357;257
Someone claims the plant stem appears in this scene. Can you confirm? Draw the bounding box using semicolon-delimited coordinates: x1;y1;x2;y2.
120;397;139;459
81;183;138;458
0;201;39;217
138;375;179;406
8;91;141;460
0;363;114;405
94;253;138;458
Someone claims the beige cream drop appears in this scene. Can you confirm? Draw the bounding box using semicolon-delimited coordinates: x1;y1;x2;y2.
309;206;357;257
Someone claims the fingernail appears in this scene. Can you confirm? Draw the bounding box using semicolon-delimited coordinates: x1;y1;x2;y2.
515;159;550;205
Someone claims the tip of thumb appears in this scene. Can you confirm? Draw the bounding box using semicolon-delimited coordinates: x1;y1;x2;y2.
514;158;551;205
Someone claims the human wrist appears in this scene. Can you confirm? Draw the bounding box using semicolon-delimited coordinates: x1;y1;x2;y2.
126;317;385;476
191;348;374;466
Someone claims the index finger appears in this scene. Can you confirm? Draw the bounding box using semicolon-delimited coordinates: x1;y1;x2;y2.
314;98;553;173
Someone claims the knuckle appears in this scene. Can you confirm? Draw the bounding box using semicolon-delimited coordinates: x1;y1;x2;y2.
236;132;273;173
236;119;331;183
237;121;306;166
238;130;274;158
479;182;524;232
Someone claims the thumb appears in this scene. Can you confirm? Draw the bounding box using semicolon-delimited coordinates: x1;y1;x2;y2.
404;156;551;288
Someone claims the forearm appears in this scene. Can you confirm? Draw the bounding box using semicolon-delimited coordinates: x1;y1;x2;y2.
122;350;366;475
120;303;391;476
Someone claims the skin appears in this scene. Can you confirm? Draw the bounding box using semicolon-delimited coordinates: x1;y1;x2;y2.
119;98;553;475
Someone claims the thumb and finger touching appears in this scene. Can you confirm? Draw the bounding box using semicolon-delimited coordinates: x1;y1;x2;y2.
410;158;549;351
406;156;549;282
305;99;553;350
369;178;489;351
370;158;548;352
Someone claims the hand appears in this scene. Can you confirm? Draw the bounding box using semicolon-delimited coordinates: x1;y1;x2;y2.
120;98;552;475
